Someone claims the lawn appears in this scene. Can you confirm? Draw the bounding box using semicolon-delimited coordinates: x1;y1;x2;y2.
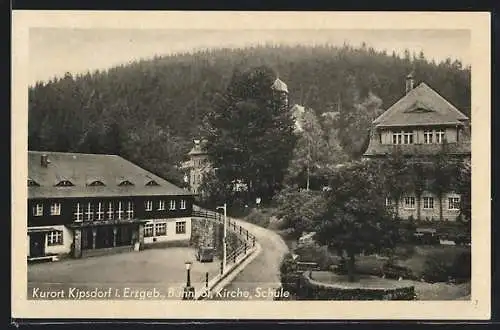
28;247;222;300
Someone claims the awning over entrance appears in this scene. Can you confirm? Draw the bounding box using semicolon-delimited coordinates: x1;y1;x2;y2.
28;227;57;233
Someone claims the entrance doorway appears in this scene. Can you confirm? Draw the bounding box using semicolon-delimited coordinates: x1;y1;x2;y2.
116;225;134;247
29;233;45;257
81;228;94;250
95;226;114;249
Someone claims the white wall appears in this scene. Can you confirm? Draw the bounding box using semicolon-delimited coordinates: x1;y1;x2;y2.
143;217;192;244
28;225;73;256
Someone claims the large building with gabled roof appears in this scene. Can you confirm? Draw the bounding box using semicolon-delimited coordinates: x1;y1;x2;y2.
363;73;471;222
28;151;194;260
364;73;471;158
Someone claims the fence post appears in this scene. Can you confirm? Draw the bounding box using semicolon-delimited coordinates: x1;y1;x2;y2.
220;260;223;275
253;236;255;247
239;226;242;235
244;243;247;255
246;230;249;241
205;272;209;289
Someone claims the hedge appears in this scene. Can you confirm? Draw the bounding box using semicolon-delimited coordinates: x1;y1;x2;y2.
297;272;417;300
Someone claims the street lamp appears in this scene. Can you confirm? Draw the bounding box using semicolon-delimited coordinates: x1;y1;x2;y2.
182;261;195;300
216;203;227;273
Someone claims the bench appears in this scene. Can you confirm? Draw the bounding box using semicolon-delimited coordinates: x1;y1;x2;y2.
28;255;59;263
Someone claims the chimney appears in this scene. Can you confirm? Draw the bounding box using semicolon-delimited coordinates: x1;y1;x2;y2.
405;72;415;94
40;154;49;168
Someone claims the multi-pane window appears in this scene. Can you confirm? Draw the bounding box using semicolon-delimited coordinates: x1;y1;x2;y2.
107;202;114;220
145;200;153;211
175;221;186;234
392;132;402;145
423;197;434;209
96;202;104;220
74;203;83;222
126;202;134;219
180;199;187;210
158;200;166;211
47;230;63;246
34;203;43;216
385;197;392;207
424;130;433;144
50;203;61;216
155;223;167;236
436;130;445;143
85;202;94;221
404;196;416;209
144;224;154;237
403;131;414;144
116;201;124;220
169;200;176;210
448;197;460;210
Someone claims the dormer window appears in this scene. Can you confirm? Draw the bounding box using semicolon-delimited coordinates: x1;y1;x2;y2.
145;180;159;186
28;179;40;187
55;180;74;187
87;180;105;187
118;180;134;186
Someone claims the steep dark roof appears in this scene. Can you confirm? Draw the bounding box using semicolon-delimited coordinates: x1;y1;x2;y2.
28;151;192;199
373;82;469;127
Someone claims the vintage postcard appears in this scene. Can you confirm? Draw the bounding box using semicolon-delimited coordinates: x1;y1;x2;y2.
11;11;491;320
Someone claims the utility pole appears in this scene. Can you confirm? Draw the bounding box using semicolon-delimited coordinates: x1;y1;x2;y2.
306;139;310;191
216;203;227;272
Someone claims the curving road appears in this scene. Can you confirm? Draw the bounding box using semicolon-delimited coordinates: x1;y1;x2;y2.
208;217;289;301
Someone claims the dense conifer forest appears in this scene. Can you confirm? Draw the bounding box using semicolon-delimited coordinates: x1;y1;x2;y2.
28;43;471;186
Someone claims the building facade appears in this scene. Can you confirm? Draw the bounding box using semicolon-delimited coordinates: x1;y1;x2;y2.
28;151;194;260
363;73;471;221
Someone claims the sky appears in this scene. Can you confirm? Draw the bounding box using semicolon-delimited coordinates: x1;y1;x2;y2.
29;28;470;86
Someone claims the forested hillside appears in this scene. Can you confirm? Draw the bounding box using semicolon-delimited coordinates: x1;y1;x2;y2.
28;43;471;186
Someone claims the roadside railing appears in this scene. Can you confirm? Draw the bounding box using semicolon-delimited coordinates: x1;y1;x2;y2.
192;209;257;249
191;206;260;299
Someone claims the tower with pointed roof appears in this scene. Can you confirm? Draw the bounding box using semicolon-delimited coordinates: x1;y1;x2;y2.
186;139;211;195
271;76;289;111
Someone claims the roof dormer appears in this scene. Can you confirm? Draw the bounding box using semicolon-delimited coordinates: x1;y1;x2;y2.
145;180;160;186
118;180;134;186
28;178;40;187
55;180;74;187
87;180;106;187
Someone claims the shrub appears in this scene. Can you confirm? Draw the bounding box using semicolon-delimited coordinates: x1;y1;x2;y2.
279;253;301;294
294;244;336;271
422;248;471;283
244;209;271;228
298;273;417;300
450;250;471;281
382;263;414;280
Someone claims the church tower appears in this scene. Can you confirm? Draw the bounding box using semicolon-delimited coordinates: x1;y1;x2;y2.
271;76;289;111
